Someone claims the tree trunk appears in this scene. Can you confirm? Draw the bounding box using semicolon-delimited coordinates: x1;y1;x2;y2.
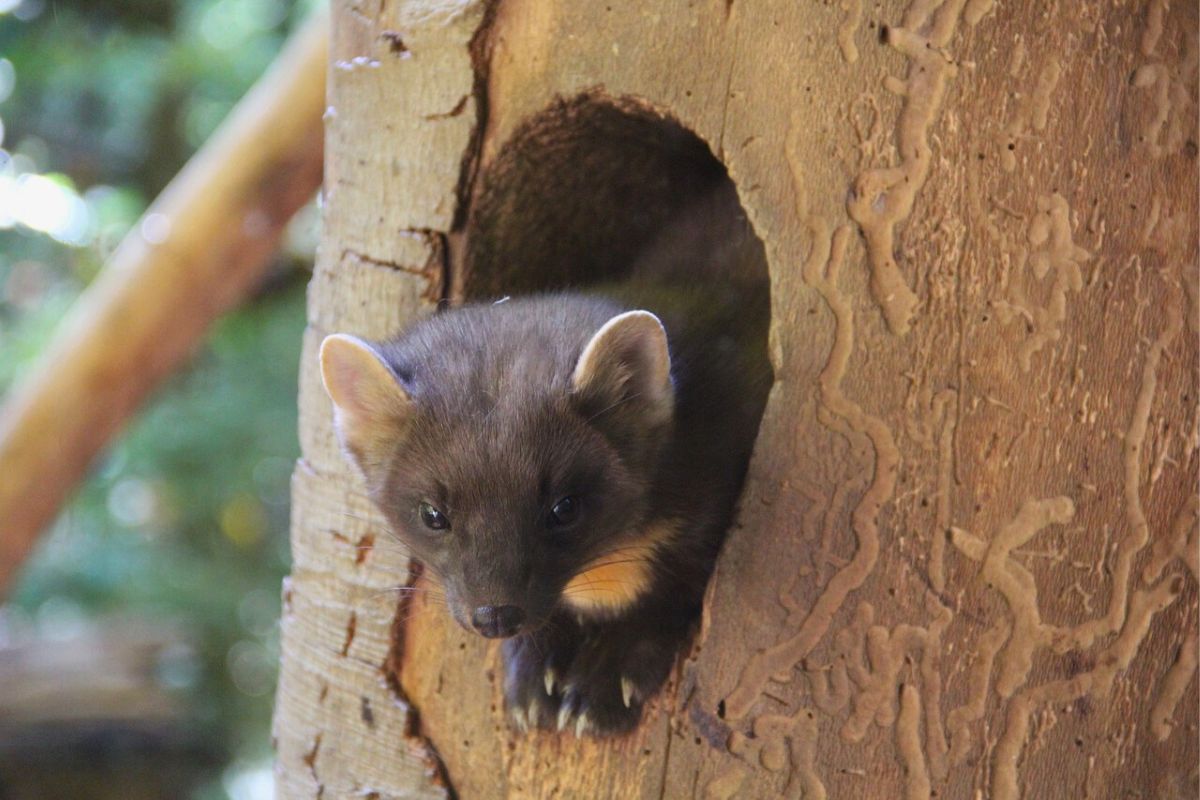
273;1;1198;798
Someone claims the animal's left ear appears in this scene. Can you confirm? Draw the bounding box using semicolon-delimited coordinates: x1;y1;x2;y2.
572;310;674;429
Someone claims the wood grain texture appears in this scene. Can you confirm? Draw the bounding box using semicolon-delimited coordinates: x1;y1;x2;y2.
276;0;1198;797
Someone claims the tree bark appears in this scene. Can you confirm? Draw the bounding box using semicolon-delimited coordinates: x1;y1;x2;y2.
274;1;1198;798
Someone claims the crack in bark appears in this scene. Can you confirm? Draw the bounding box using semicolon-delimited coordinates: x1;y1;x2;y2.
450;0;501;237
383;560;459;799
341;231;449;302
424;95;470;120
715;10;741;160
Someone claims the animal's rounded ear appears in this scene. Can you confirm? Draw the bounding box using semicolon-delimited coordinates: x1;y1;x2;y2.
572;310;673;427
319;333;412;479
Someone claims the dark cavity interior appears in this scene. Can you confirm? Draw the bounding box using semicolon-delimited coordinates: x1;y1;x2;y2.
460;92;771;300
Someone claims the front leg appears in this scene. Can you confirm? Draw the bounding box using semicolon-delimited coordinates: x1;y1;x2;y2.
502;616;581;732
553;611;693;736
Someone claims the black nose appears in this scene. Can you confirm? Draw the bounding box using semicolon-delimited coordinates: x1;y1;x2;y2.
470;604;525;638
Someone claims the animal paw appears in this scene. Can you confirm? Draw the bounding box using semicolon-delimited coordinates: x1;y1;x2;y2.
549;623;683;736
502;623;578;732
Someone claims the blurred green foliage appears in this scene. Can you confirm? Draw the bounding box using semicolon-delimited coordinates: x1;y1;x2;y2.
1;0;321;796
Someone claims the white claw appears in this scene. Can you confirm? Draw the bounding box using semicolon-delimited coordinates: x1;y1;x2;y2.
527;698;540;728
621;677;635;708
544;668;556;696
557;703;573;732
512;707;528;733
575;712;590;737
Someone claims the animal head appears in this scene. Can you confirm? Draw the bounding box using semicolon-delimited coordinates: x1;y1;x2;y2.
319;299;674;638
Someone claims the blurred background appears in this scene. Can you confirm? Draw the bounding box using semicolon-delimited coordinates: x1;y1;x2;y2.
0;0;321;797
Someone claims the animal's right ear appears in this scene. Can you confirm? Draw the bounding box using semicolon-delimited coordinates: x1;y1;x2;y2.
319;333;412;481
572;310;674;431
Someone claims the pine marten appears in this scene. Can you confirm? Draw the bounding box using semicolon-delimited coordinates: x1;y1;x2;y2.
319;186;770;736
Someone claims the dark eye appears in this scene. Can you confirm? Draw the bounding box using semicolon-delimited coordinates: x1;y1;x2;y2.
418;502;450;531
547;496;581;528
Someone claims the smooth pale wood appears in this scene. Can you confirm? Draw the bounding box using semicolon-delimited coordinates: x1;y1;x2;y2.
0;11;328;593
280;0;1198;797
